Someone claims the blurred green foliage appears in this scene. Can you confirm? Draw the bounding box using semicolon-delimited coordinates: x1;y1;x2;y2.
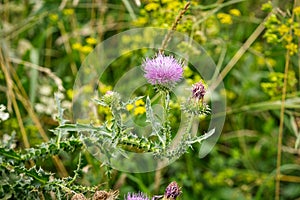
1;0;300;199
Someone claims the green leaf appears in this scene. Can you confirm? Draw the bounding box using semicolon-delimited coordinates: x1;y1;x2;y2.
0;147;21;161
29;48;39;105
57;123;111;137
188;128;216;144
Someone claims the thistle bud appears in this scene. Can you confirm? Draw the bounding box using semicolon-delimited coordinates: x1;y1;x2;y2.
71;193;87;200
181;81;210;115
102;91;121;106
192;81;206;101
163;181;181;200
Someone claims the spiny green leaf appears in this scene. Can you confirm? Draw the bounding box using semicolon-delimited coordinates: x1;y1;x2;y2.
0;147;21;162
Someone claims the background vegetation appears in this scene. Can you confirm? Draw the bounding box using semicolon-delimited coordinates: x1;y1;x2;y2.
0;0;300;199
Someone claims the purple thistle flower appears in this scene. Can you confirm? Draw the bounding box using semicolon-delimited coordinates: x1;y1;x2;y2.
192;81;206;100
164;181;181;199
143;53;183;87
126;192;150;200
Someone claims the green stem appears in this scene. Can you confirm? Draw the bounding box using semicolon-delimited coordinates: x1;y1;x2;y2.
68;153;81;185
162;90;171;147
185;113;195;139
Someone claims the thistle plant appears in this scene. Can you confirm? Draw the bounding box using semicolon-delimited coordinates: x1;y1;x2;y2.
143;53;183;150
58;52;214;166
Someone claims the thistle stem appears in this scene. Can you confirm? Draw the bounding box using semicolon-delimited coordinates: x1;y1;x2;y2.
162;90;171;147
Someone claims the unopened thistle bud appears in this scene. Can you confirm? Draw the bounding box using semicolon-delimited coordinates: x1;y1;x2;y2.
102;91;121;106
192;81;206;101
163;181;182;200
182;81;210;115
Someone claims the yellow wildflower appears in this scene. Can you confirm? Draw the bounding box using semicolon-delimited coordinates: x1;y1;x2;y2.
133;17;148;26
278;24;289;35
267;14;279;24
167;2;182;10
264;32;278;43
106;114;113;121
266;58;276;67
67;89;73;99
49;14;58;22
220;89;236;100
83;85;93;93
145;3;160;11
98;106;110;114
186;78;193;85
261;1;272;12
193;75;201;83
126;104;134;111
86;37;97;45
135;99;145;106
285;43;298;55
80;45;93;54
229;9;241;16
63;8;74;16
294;28;300;37
257;57;265;66
183;66;193;77
98;84;112;94
284;35;293;42
253;43;263;52
134;106;146;115
293;6;300;15
169;101;180;109
217;13;232;25
161;0;172;4
72;42;82;50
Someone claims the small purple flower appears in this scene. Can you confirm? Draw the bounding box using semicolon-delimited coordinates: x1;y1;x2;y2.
143;53;183;87
192;81;206;100
164;181;181;199
126;192;150;200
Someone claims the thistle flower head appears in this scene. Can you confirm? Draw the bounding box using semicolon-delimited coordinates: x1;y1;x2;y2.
143;53;183;88
126;192;150;200
164;181;181;199
192;81;206;100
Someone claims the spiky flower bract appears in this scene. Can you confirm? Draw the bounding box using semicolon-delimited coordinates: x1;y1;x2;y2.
126;192;150;200
143;53;183;88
